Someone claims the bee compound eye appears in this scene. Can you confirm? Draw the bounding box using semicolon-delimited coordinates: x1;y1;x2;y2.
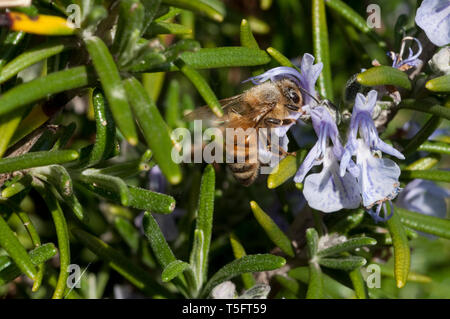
289;89;300;104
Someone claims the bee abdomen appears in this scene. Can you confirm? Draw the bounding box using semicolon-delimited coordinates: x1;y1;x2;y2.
228;162;260;186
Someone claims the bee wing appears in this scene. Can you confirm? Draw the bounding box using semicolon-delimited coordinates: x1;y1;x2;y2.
184;94;251;124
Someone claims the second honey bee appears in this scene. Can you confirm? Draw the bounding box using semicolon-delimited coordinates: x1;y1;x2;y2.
185;78;304;186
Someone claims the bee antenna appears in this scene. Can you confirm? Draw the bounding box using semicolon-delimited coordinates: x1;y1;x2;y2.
297;86;321;105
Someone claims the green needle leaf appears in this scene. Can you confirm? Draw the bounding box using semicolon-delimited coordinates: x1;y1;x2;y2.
146;21;192;35
0;150;79;174
318;256;367;271
398;99;450;121
325;0;370;34
162;260;190;282
403;115;441;156
0;66;92;117
142;212;177;268
200;254;286;298
192;165;215;282
250;201;295;257
400;169;450;183
0;243;57;286
349;268;367;299
426;74;450;92
0;215;37;280
175;58;224;116
418;141;450;155
128;186;176;215
317;237;377;257
123;76;182;184
386;206;410;288
306;228;319;258
357;66;412;90
306;262;323;299
161;0;225;22
229;233;256;289
114;217;140;254
240;19;259;49
34;183;70;299
0;41;70;84
179;47;270;69
396;206;450;240
312;0;333;100
84;36;138;145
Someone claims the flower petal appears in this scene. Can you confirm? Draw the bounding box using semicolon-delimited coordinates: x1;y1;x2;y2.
357;141;401;208
415;0;450;47
303;152;361;212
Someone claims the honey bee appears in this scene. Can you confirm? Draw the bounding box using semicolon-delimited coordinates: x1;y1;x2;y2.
185;78;305;186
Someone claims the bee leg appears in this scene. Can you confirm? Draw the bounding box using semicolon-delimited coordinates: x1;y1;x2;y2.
264;117;282;126
281;119;296;126
284;104;300;112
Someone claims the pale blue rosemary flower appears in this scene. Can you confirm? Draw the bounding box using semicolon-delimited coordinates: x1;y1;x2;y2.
388;37;423;70
415;0;450;47
340;90;405;222
293;106;360;213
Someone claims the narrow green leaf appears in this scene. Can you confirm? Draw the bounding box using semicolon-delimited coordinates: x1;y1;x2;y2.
180;47;270;69
142;212;177;268
405;155;440;171
349;268;367;299
1;174;32;198
146;21;192;35
31;165;73;197
317;237;377;257
165;79;181;128
312;0;333;100
128;186;176;215
229;233;256;289
0;108;26;158
386;206;410;288
418;141;450;155
266;47;296;68
318;256;367;271
0;41;69;84
162;260;190;282
0;31;26;72
84;36;138;145
193;164;215;280
76;169;130;206
396;206;450;239
240;19;259;49
328;209;365;234
86;89;116;167
401;169;450;183
306;228;319;258
325;0;370;34
111;0;145;61
273;274;300;295
142;72;165;101
0;214;37;280
0;66;92;117
426;74;450;92
189;229;204;291
357;66;412;90
201;254;286;298
174;58;223;117
0;243;57;286
398;99;450;121
267;151;307;189
123;76;182;185
35;184;70;299
250;201;294;257
306;262;323;299
72;228;170;297
0;150;78;174
377;263;432;284
161;0;225;22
